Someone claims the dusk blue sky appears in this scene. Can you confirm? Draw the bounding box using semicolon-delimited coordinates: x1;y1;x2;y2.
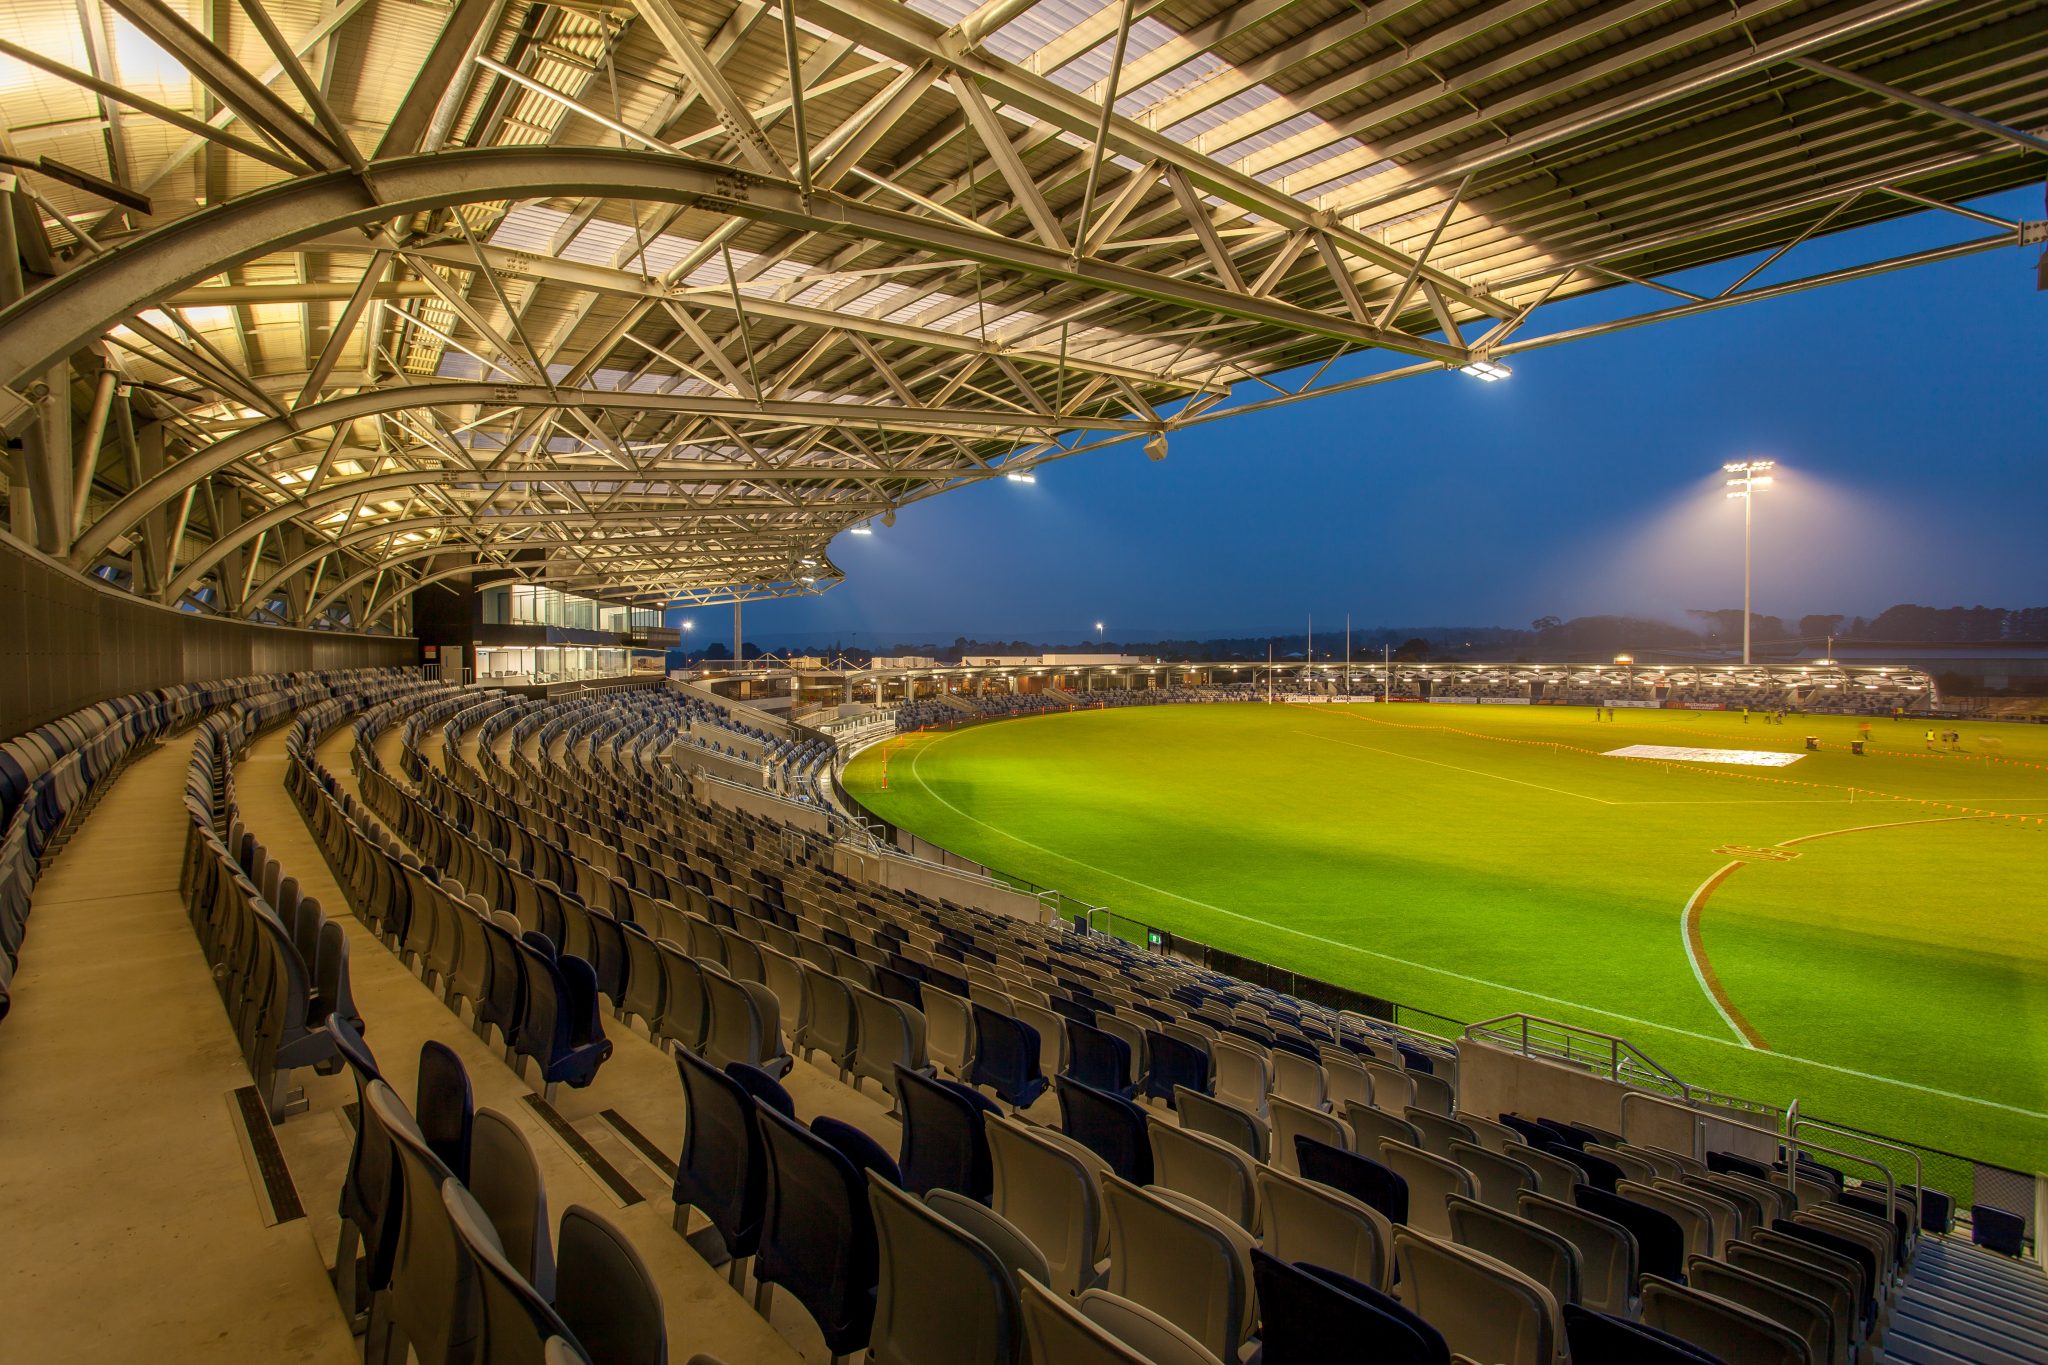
677;191;2045;649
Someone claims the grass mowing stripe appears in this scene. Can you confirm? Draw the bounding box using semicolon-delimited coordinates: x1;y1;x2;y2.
897;723;2048;1125
1294;728;1620;804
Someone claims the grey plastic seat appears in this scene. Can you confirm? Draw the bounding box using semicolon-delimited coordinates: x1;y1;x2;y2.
927;1189;1051;1290
1449;1137;1541;1213
1378;1138;1474;1238
470;1108;555;1297
1688;1255;1836;1365
1206;1037;1272;1120
850;984;929;1110
1011;998;1068;1082
1320;1049;1373;1112
654;941;709;1052
1073;1289;1218;1365
1517;1191;1637;1316
757;944;809;1046
1640;1275;1813;1365
443;1178;581;1365
1099;1175;1257;1365
1254;1164;1393;1292
1724;1243;1859;1365
1268;1093;1352;1175
554;1204;667;1365
1394;1227;1564;1365
365;1080;480;1365
987;1114;1107;1297
1269;1048;1328;1111
702;967;791;1078
1094;1013;1147;1087
1361;1058;1415;1109
1016;1278;1211;1365
1409;1069;1455;1116
1343;1100;1422;1155
1516;1144;1589;1202
1447;1193;1580;1308
1402;1107;1476;1158
868;1173;1022;1365
1457;1111;1528;1154
1173;1086;1269;1162
1148;1116;1259;1231
1659;1177;1743;1255
922;985;975;1080
796;961;858;1078
1618;1179;1714;1261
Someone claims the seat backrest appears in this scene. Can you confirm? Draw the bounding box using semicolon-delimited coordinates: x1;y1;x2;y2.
896;1065;992;1202
1100;1174;1253;1364
1252;1249;1449;1365
1011;999;1067;1079
443;1176;578;1365
1147;1117;1258;1231
988;1114;1105;1296
1269;1048;1328;1111
673;1048;765;1256
1724;1243;1856;1363
1173;1087;1269;1163
1054;1078;1151;1186
416;1040;475;1184
1403;1108;1476;1158
752;1102;878;1354
1577;1186;1685;1283
922;986;975;1078
1687;1256;1834;1365
868;1173;1021;1365
1255;1164;1393;1292
1362;1059;1415;1109
554;1205;667;1365
1378;1139;1474;1238
368;1079;481;1365
1393;1227;1561;1365
927;1190;1052;1295
702;967;767;1071
1617;1180;1714;1261
1206;1037;1272;1118
1267;1094;1350;1176
470;1107;554;1297
1016;1278;1171;1365
1320;1050;1373;1111
1518;1144;1590;1202
1449;1138;1540;1214
1638;1276;1812;1365
799;961;858;1062
1455;1112;1528;1155
1516;1191;1636;1316
1343;1100;1422;1154
1446;1194;1580;1308
1295;1135;1408;1225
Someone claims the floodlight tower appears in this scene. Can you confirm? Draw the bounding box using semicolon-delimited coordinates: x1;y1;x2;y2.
1723;460;1775;665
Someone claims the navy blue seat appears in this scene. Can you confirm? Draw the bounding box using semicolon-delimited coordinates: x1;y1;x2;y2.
327;1014;391;1316
1535;1117;1592;1150
1049;996;1096;1027
1557;1145;1624;1193
812;1117;903;1188
416;1041;473;1184
725;1060;796;1120
1054;1076;1152;1185
969;1004;1048;1110
924;966;970;998
512;939;612;1095
1579;1187;1686;1282
874;964;924;1008
1971;1203;2026;1257
475;919;526;1050
1909;1184;1954;1235
896;1065;995;1202
1706;1149;1773;1181
755;1102;880;1357
1257;1253;1450;1365
1499;1113;1553;1146
1396;1044;1434;1074
1064;1019;1134;1098
1141;1031;1209;1108
1563;1304;1724;1364
1295;1136;1408;1225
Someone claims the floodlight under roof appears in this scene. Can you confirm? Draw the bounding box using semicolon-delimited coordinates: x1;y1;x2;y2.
1005;471;1036;483
1460;359;1512;381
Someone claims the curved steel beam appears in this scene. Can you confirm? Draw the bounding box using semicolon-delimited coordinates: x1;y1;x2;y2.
72;378;1112;566
0;146;1464;398
359;562;828;628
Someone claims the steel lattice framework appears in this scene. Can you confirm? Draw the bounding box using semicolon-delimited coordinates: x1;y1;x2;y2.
0;0;2040;631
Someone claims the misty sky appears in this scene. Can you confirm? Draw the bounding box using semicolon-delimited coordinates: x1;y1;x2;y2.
677;190;2045;648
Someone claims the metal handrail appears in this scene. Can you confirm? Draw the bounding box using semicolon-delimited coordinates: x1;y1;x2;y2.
1465;1013;1690;1094
1793;1116;1924;1225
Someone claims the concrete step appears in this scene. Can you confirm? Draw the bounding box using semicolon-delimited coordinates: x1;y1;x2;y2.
1901;1281;2048;1341
1886;1303;2039;1365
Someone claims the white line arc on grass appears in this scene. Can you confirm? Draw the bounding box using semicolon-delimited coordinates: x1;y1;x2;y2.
895;729;2048;1124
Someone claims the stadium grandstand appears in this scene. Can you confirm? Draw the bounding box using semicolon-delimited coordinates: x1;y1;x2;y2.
0;0;2044;1362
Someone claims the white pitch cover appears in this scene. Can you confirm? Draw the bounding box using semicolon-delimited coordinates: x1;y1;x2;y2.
1604;744;1806;767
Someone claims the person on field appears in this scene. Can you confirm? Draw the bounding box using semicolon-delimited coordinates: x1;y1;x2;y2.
1925;729;1936;750
1859;720;1873;745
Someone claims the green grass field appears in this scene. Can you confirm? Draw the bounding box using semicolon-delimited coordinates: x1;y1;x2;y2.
843;702;2048;1176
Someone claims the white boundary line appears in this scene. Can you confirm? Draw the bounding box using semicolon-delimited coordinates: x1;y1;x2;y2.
1680;861;1753;1048
889;726;2048;1123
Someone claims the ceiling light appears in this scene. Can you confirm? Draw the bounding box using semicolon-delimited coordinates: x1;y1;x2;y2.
850;523;873;535
1144;433;1168;461
1006;471;1036;483
1460;359;1511;382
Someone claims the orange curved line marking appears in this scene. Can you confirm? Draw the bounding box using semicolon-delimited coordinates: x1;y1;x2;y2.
1683;862;1771;1051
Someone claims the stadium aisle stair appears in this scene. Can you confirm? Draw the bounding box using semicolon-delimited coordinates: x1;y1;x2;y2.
1884;1237;2048;1364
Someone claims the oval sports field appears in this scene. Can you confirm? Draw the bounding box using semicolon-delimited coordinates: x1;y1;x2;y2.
843;702;2048;1174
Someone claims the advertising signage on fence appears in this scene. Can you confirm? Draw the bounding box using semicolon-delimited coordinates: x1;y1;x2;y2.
1605;698;1661;708
1281;695;1379;703
1428;696;1480;704
1665;700;1726;710
1479;697;1532;704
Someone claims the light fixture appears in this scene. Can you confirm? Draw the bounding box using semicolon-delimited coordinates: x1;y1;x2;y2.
1144;433;1168;461
1460;359;1511;382
1006;471;1036;483
850;522;873;535
882;508;896;527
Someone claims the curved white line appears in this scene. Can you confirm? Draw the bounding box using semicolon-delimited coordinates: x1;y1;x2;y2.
1681;861;1754;1048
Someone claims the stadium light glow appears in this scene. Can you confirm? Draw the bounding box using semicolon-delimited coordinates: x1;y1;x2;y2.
1460;359;1512;382
1722;459;1776;665
1006;471;1036;483
850;522;873;535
